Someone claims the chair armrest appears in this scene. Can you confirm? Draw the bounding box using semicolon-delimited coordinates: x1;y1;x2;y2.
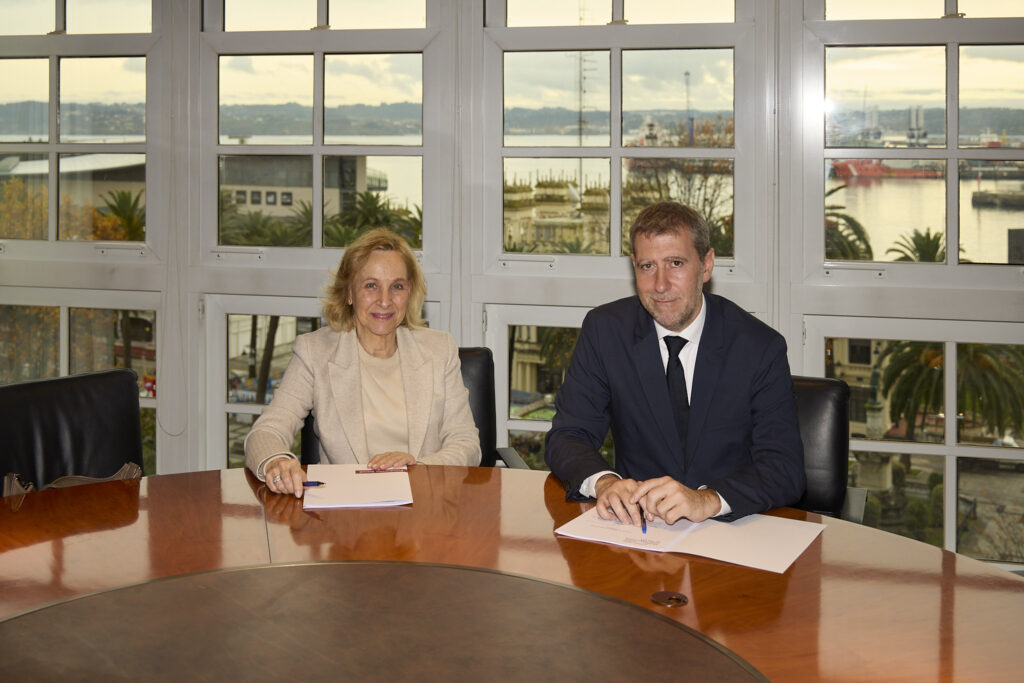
496;447;529;470
841;487;867;524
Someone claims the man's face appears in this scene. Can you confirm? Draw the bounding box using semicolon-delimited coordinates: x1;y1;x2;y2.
632;230;714;332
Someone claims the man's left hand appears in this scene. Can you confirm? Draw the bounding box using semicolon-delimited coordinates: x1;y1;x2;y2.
630;477;721;524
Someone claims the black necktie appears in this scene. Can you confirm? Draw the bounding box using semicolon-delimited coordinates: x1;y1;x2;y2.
664;336;689;451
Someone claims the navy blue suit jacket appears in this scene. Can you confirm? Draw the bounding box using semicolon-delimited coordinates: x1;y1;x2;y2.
544;293;805;521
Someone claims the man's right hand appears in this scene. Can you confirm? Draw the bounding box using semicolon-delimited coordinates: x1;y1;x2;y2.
594;474;647;527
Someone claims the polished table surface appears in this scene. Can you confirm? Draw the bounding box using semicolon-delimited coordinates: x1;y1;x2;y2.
2;466;1023;681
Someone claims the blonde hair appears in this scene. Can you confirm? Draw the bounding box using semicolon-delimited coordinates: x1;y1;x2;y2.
323;228;426;331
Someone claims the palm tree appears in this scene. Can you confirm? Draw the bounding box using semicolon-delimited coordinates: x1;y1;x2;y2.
101;189;146;241
885;227;969;263
221;210;310;247
877;341;1024;442
825;185;873;260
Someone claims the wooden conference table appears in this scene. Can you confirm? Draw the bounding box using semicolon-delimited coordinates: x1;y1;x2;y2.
1;466;1023;680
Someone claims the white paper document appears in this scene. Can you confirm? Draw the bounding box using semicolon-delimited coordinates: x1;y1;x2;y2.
302;464;413;509
554;507;824;573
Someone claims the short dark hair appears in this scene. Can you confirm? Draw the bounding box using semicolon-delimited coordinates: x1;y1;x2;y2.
323;228;426;331
629;202;712;260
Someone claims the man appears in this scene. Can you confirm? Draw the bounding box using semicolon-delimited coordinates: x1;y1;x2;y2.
545;201;805;526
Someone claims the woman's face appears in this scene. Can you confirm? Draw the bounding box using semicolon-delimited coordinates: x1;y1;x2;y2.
348;249;409;348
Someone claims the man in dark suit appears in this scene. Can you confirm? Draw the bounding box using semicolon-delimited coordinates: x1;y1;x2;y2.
545;201;805;525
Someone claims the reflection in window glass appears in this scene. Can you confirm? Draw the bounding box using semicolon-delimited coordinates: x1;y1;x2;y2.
67;0;151;33
0;1;51;34
825;160;946;262
58;153;146;241
224;0;316;31
957;343;1024;448
825;46;945;148
508;429;614;470
508;325;579;422
506;0;608;26
228;412;303;469
330;0;426;29
0;154;48;240
826;337;945;444
851;451;944;548
140;407;156;475
825;0;940;20
958;457;1024;562
227;314;321;406
1;59;48;142
323;156;422;248
503;158;610;255
625;0;734;24
504;51;610;147
622;157;734;257
69;308;156;396
60;57;146;143
960;0;1024;17
0;305;58;384
959;160;1024;264
959;45;1024;148
219;155;312;246
623;49;734;149
219;55;313;145
324;54;422;145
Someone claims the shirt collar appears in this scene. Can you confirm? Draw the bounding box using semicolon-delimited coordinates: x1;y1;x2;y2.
653;293;707;345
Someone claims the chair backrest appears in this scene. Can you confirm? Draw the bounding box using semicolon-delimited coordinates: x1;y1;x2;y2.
792;375;850;517
0;369;143;489
300;346;500;466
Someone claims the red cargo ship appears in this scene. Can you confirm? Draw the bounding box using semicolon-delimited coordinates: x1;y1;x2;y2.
830;159;942;179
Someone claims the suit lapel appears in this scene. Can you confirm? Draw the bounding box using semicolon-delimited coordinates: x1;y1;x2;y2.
398;327;432;458
687;295;723;464
632;303;682;459
327;332;369;462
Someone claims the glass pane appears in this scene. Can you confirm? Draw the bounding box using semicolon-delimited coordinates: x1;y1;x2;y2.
825;46;946;148
504;51;610;147
59;57;146;143
0;59;48;142
958;457;1024;561
960;160;1024;264
0;0;51;34
219;155;312;246
67;0;151;33
503;157;611;254
330;0;426;29
324;155;422;248
227;314;321;405
508;324;579;421
141;407;155;475
508;430;549;470
224;0;316;31
219;55;313;145
825;0;941;19
0;154;48;240
625;0;734;24
957;343;1024;447
58;153;146;241
506;0;609;26
959;45;1024;148
826;337;945;444
825;160;946;262
0;304;59;384
960;0;1024;17
622;157;734;257
228;412;304;469
852;452;944;549
69;308;156;396
324;54;422;145
623;50;733;149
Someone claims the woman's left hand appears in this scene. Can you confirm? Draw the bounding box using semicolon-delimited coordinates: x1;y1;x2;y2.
367;451;416;470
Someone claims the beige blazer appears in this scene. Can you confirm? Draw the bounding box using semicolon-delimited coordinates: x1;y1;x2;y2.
244;325;481;479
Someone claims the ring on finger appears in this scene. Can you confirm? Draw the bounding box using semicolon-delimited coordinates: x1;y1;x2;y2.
272;475;282;484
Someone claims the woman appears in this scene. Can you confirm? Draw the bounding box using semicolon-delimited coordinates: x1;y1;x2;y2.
245;228;481;497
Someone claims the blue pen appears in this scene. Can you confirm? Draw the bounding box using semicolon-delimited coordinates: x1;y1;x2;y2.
302;481;326;488
638;503;647;534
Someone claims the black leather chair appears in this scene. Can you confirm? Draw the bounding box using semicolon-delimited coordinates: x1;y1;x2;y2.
301;347;526;468
791;375;850;518
0;369;144;490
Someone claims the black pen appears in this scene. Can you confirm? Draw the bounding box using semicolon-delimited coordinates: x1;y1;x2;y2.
302;481;326;488
638;502;647;534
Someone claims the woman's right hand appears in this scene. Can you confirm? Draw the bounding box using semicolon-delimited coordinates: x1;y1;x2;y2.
265;456;305;498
